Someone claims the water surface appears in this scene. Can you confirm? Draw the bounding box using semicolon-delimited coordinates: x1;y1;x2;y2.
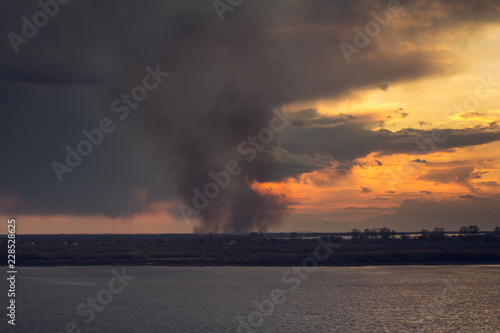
2;265;499;332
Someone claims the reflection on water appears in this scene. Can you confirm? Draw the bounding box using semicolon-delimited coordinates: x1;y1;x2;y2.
2;265;499;332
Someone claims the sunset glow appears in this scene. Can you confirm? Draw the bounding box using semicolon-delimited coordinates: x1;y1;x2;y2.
3;0;500;233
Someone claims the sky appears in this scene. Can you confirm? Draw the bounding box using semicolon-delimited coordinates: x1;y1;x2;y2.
1;0;500;234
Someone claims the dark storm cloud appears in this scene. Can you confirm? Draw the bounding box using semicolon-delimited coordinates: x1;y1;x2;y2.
477;181;500;188
0;84;170;217
369;195;500;231
291;109;357;128
292;192;500;232
417;166;498;192
360;186;372;193
279;122;500;161
1;0;500;232
457;194;481;200
244;147;320;183
317;193;500;232
418;166;474;187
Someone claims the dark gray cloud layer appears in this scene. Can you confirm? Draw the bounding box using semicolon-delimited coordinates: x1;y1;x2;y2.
1;0;500;232
280;120;500;161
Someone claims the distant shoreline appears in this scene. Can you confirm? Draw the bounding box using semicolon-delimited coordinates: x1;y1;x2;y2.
5;232;500;267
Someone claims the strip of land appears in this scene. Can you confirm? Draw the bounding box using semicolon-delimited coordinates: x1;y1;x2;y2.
2;230;500;266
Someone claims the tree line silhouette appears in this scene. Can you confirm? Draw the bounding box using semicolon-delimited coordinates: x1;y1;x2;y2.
349;225;500;243
2;226;499;266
